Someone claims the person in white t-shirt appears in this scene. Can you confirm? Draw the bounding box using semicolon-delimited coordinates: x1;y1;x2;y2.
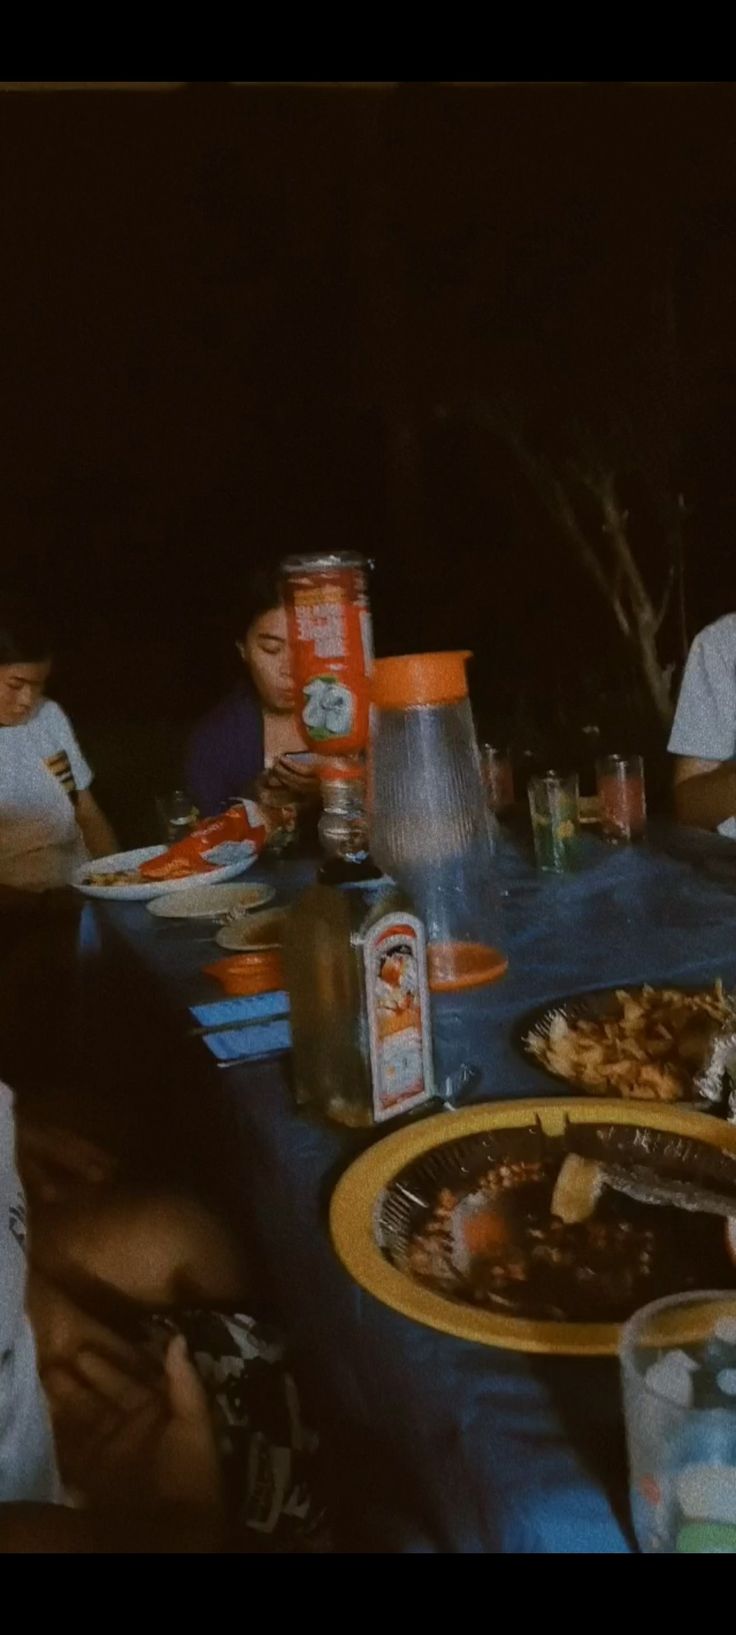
0;1080;60;1507
668;614;736;837
0;600;118;898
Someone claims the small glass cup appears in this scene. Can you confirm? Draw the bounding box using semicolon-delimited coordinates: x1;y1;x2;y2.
481;745;515;814
155;790;198;845
620;1291;736;1554
527;770;580;872
596;753;646;844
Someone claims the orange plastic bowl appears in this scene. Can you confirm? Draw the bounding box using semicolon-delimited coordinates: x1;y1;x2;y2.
427;941;508;993
203;950;285;997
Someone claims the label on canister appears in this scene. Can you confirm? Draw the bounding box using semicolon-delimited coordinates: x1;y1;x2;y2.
363;913;434;1123
283;561;373;756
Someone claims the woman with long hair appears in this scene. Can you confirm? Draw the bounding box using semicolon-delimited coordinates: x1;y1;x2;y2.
185;567;318;817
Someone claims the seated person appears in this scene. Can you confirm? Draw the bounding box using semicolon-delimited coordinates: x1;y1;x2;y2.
0;1083;223;1552
669;613;736;834
0;599;121;1088
16;1112;329;1552
0;597;118;901
185;567;319;818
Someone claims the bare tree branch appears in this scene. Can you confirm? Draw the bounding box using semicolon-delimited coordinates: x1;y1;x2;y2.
548;477;632;637
654;563;676;634
450;395;676;726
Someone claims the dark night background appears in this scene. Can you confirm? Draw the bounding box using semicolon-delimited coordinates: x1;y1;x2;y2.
2;81;736;839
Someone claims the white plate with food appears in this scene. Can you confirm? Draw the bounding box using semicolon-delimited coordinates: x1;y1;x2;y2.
147;881;276;921
74;845;260;903
215;906;287;951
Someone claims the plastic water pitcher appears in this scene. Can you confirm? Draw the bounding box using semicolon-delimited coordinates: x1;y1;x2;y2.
368;651;507;1101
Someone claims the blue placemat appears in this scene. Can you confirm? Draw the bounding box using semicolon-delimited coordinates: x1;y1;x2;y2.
190;992;291;1061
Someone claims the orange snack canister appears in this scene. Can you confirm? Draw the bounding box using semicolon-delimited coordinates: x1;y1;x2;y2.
280;552;373;756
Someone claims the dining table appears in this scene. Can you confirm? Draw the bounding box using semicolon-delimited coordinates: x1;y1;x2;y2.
69;818;736;1553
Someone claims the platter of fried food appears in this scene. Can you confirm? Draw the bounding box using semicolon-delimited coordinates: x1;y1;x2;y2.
517;981;733;1102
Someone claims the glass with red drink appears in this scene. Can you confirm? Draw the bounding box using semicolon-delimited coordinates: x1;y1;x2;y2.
596;753;647;844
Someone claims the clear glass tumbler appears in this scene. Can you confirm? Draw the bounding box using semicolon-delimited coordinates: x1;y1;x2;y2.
481;745;515;814
527;770;580;872
155;790;198;845
620;1291;736;1554
597;753;646;844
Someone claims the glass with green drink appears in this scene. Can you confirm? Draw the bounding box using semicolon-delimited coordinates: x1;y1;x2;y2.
528;770;580;872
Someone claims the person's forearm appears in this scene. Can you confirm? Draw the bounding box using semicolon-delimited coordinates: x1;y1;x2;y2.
674;763;736;830
77;808;118;860
0;1502;223;1553
0;1504;93;1551
0;882;42;912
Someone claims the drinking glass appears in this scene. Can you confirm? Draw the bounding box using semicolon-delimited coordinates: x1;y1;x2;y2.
527;771;580;872
596;753;646;844
481;745;515;814
155;790;198;845
621;1291;736;1554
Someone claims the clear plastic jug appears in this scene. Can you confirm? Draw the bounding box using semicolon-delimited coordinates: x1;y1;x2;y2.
368;652;507;1096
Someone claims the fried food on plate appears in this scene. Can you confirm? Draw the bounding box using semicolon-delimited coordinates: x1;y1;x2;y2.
525;982;732;1101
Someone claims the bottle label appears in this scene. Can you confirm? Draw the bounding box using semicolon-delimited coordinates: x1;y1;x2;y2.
363;913;434;1123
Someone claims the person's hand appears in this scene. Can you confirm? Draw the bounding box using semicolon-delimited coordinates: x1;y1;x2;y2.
28;1268;149;1389
254;765;318;846
270;755;321;799
16;1120;116;1205
42;885;83;916
0;883;79;922
46;1337;224;1533
27;1266;154;1489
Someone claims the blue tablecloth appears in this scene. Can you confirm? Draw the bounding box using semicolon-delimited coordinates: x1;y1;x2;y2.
84;825;736;1552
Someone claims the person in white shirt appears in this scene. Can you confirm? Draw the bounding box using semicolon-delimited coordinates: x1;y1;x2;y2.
0;599;118;898
0;1081;60;1507
669;614;736;836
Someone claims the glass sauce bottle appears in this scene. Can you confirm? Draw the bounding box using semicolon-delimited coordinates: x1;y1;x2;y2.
284;810;436;1129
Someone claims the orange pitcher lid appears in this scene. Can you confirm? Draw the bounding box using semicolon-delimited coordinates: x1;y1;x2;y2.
371;652;473;709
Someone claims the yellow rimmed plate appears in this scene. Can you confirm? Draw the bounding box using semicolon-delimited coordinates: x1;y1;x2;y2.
330;1097;736;1357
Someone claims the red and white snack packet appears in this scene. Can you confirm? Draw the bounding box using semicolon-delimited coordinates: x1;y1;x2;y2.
140;799;267;882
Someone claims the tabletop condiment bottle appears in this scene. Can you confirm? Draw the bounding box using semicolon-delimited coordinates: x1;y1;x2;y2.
317;757;367;860
283;788;436;1128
